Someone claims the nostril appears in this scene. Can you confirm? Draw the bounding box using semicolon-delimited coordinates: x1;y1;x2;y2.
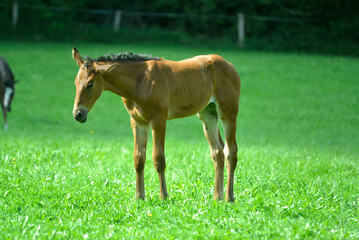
75;112;82;121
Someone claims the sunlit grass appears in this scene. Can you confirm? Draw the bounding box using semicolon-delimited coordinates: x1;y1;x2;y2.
0;42;358;239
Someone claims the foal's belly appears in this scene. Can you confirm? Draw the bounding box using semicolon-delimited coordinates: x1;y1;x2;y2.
167;92;213;120
167;80;214;119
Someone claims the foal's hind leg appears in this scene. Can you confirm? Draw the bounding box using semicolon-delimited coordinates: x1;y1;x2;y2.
217;102;239;202
222;118;238;202
215;92;239;201
198;102;225;200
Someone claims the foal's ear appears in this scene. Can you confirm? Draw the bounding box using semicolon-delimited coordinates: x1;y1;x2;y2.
95;64;117;73
72;47;84;67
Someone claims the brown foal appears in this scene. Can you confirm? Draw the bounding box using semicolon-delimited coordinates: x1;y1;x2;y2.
72;48;240;202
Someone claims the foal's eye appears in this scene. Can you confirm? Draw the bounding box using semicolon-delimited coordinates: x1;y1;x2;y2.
86;82;94;89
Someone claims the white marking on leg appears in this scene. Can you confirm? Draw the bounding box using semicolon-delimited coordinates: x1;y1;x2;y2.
224;144;229;159
4;87;13;109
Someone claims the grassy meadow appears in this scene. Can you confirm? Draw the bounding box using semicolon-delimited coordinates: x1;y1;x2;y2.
0;41;358;239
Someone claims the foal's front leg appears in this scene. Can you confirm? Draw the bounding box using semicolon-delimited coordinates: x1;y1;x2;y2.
130;118;150;200
151;118;168;200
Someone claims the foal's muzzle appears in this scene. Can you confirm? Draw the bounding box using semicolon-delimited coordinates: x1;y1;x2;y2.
73;107;88;123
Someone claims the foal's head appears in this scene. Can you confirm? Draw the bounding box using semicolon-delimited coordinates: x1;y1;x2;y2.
72;48;116;123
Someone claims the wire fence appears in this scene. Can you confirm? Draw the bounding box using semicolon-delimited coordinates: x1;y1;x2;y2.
1;2;309;47
12;3;306;21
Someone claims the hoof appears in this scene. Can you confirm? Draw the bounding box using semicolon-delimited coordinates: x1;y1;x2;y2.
136;193;145;200
159;193;168;201
214;193;224;201
225;195;235;203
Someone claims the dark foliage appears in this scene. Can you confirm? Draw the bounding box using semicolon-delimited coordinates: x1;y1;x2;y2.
1;0;358;55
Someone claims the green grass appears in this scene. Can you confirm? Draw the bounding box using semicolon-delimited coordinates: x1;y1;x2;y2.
0;41;358;239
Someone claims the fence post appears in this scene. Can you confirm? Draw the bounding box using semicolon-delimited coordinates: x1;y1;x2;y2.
12;1;19;29
237;13;245;47
114;10;122;32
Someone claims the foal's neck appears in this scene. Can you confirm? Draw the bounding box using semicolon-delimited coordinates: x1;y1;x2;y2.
103;61;148;100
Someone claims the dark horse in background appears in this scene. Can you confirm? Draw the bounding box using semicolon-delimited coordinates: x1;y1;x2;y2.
0;57;17;129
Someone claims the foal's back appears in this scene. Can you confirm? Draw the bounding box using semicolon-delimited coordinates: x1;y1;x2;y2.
151;55;240;120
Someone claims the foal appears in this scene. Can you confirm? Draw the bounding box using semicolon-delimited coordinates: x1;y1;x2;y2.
72;48;240;202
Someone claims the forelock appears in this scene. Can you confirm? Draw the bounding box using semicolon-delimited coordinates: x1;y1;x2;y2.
81;61;94;73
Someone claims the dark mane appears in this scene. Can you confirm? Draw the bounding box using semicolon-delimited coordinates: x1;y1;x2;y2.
85;52;161;63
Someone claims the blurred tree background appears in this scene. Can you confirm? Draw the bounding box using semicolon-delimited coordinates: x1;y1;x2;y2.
0;0;358;55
